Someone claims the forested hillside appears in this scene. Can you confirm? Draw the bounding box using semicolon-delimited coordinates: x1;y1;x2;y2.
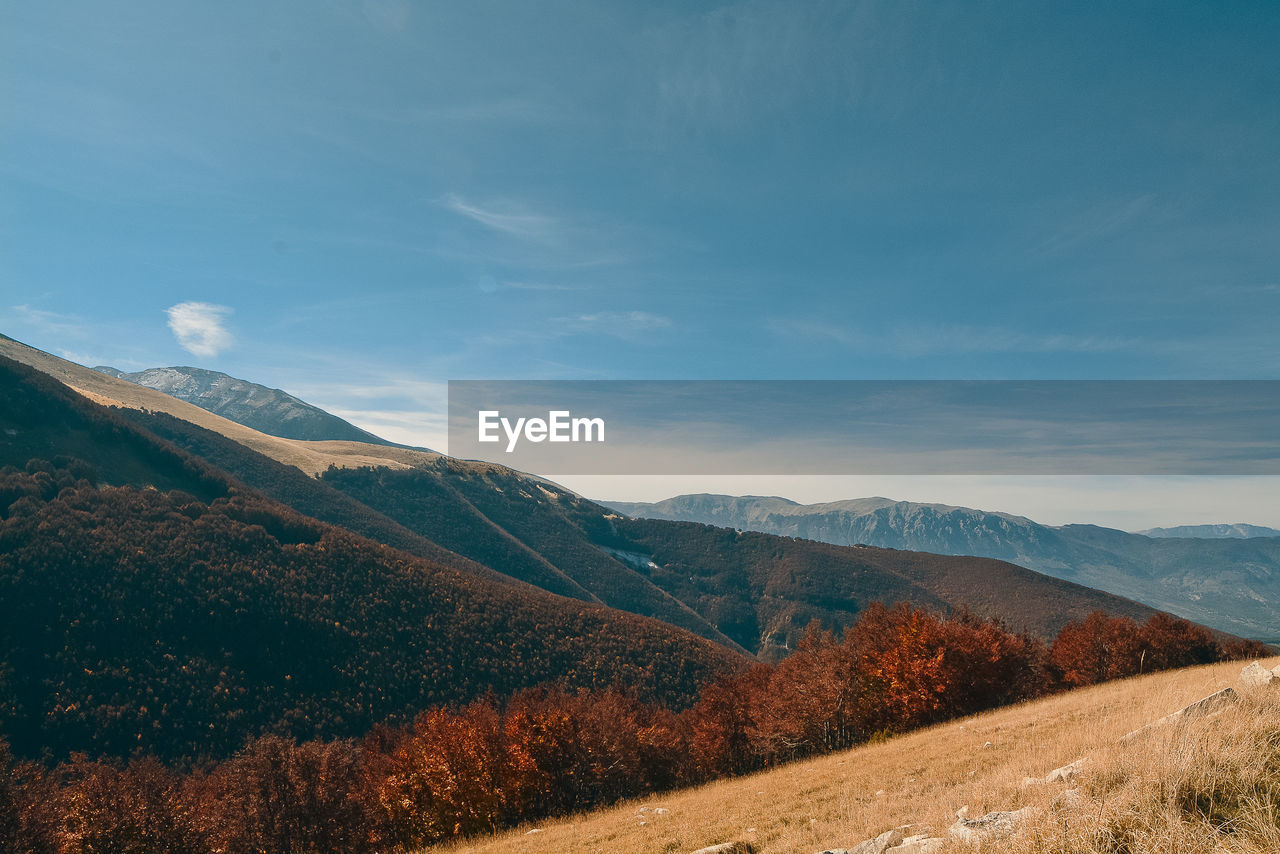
0;359;744;762
325;464;1179;657
0;463;741;762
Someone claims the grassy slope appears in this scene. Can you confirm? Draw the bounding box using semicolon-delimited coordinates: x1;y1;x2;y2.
445;657;1278;854
0;334;438;475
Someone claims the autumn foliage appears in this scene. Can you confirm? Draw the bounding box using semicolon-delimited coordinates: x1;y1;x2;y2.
2;600;1264;852
1047;610;1230;687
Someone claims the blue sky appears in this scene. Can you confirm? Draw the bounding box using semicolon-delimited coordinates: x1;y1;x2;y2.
3;2;1278;523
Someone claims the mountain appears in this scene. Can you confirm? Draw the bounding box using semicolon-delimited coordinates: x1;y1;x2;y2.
605;494;1280;639
1140;523;1280;539
0;355;746;761
0;334;435;475
0;335;1197;661
94;364;400;446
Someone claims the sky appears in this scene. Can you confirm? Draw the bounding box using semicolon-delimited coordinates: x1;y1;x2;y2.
3;1;1278;526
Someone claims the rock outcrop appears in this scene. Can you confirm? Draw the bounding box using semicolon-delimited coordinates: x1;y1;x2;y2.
690;842;756;854
1240;661;1279;687
950;805;1039;843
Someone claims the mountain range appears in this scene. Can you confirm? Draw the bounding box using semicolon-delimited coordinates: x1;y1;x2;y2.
0;332;1265;760
1140;523;1280;539
604;494;1280;639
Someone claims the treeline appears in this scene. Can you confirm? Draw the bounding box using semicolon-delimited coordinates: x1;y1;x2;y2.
2;602;1265;853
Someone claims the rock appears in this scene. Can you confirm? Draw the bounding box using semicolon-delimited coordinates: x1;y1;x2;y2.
849;828;903;853
525;828;543;834
816;849;849;854
654;807;670;815
1241;661;1276;687
886;835;945;853
1121;687;1238;740
1045;758;1086;783
1177;687;1238;717
690;843;757;854
949;806;1038;843
894;824;930;836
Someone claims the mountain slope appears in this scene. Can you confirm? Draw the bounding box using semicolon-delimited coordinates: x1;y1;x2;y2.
95;364;402;446
608;494;1280;638
122;406;559;595
1141;523;1280;539
0;357;746;761
602;516;1168;656
0;334;436;475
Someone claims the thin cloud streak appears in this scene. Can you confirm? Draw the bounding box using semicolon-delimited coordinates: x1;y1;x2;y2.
564;311;673;333
770;319;1131;356
9;305;91;338
440;193;562;242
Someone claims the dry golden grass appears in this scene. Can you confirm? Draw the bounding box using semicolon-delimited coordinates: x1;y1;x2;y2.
1013;682;1280;854
441;658;1280;854
0;335;441;474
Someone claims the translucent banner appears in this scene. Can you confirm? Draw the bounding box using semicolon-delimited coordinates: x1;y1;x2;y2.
447;380;1280;475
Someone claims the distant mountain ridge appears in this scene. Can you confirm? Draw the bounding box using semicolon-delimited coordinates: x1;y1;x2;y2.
605;494;1280;639
1140;523;1280;539
94;364;399;446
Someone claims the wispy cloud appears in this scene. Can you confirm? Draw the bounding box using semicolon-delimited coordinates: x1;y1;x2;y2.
291;377;447;404
55;349;147;370
440;193;562;242
498;279;585;292
166;302;233;358
280;373;449;451
323;407;447;451
434;193;656;272
558;310;673;338
9;304;90;337
6;305;156;368
770;319;1129;356
1030;194;1164;256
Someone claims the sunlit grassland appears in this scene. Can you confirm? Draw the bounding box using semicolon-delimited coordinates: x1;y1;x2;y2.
443;657;1278;854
